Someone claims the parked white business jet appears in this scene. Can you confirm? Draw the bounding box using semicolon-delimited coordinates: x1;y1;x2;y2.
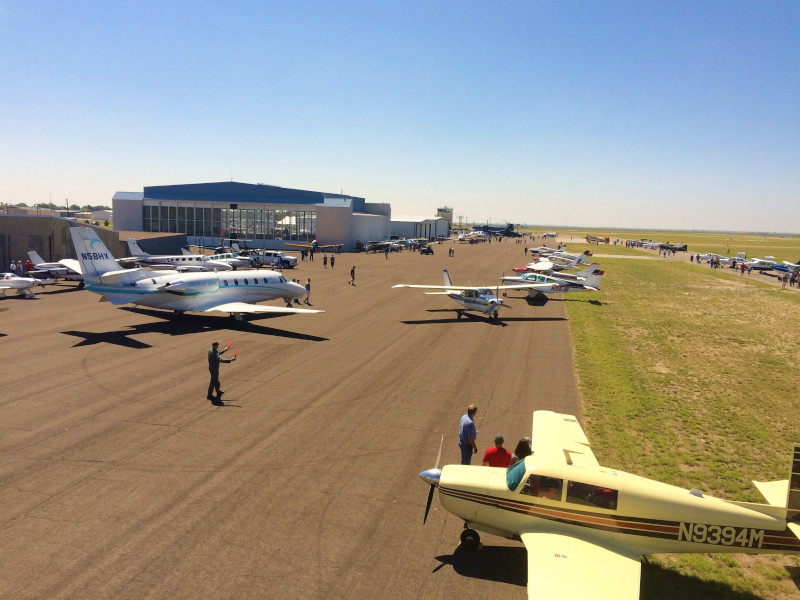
126;238;236;271
71;228;322;320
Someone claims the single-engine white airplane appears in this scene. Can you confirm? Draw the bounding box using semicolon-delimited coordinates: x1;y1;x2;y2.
126;238;237;271
0;272;53;298
70;227;323;320
27;250;84;282
420;410;800;599
500;267;603;300
392;270;542;320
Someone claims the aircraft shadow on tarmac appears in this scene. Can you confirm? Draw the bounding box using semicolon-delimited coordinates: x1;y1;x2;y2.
434;545;526;588
433;546;768;599
401;310;566;326
36;284;83;296
62;308;328;348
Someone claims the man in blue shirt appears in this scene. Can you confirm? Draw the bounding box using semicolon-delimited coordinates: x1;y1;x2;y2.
458;405;478;465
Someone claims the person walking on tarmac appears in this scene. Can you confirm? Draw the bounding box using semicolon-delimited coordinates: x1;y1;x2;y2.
208;340;236;404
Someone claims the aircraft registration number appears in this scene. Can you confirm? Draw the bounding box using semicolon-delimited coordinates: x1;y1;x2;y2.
550;285;570;292
678;522;764;548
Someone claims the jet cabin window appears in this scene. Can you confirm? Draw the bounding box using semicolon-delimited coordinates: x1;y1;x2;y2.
566;481;618;510
520;475;563;501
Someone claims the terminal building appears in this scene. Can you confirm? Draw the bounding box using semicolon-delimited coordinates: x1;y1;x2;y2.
112;181;449;251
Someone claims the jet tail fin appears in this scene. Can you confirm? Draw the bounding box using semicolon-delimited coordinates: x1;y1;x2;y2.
127;238;149;256
70;228;128;280
28;250;47;265
442;269;453;287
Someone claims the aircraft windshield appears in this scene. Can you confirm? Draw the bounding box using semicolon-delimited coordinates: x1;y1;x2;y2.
506;459;527;491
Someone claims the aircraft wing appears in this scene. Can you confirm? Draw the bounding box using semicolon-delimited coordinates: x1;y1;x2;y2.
393;283;539;292
392;284;460;290
521;531;641;600
202;302;324;315
496;283;551;291
531;410;599;467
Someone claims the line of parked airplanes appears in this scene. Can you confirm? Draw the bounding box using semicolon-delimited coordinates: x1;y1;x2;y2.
696;251;800;274
4;232;605;323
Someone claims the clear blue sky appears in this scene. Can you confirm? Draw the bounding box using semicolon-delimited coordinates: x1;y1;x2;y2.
1;1;798;232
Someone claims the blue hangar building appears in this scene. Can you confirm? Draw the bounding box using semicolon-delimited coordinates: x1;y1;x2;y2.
112;181;448;251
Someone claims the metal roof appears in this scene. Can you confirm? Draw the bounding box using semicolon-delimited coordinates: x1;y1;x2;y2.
141;181;363;208
113;191;144;201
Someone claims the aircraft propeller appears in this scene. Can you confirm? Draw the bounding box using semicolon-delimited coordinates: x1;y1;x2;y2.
420;434;444;524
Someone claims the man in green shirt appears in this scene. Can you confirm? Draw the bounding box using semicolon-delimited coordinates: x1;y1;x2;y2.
208;341;236;404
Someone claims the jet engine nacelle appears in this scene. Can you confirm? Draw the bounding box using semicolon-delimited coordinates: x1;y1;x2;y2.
162;278;219;295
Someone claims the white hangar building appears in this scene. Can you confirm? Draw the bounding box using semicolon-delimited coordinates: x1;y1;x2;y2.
112;181;449;251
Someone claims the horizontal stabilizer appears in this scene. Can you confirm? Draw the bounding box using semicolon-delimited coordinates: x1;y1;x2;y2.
98;268;160;284
203;302;324;315
753;480;789;507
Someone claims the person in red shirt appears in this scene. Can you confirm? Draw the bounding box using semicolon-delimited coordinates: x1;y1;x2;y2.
482;434;512;468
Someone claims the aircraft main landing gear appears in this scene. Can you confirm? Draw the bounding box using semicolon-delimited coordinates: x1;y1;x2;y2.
460;527;480;551
456;310;464;319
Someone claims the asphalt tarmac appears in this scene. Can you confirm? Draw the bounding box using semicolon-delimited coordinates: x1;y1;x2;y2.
1;238;584;599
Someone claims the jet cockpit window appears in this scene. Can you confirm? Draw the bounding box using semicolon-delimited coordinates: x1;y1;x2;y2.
519;474;563;501
566;481;618;510
279;275;289;283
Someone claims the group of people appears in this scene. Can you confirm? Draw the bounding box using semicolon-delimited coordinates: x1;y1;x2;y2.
8;259;32;276
458;404;532;468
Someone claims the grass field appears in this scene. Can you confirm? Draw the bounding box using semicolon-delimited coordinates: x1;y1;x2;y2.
555;231;800;598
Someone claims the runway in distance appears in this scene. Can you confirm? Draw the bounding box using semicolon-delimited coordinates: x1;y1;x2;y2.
392;269;543;320
420;410;800;600
70;227;323;320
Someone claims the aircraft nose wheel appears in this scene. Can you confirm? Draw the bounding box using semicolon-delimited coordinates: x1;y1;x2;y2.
460;528;480;551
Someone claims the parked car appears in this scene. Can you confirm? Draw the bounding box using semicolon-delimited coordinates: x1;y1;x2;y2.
249;251;299;269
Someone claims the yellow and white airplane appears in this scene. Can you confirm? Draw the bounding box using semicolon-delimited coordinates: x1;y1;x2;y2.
420;410;800;599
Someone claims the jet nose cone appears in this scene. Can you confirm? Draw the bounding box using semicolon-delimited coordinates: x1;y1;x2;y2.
419;468;441;486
